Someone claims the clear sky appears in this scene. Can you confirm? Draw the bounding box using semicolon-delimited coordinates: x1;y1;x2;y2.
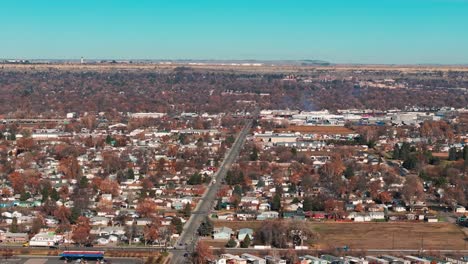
1;0;467;64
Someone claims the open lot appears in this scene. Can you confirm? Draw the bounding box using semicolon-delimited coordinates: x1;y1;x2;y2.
213;221;468;250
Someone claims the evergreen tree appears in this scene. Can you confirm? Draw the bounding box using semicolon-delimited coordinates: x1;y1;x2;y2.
303;196;313;211
41;188;50;202
127;168;135;180
116;170;126;183
303;196;324;211
448;147;458;161
250;147;258;161
289;183;297;193
291;147;297;156
257;179;265;187
400;142;411;160
402;155;417;170
171;217;183;234
393;144;400;159
183;203;192;217
233;185;243;197
271;194;281;211
10;217;18;233
226;238;237;248
188;173;202;185
215;198;223;210
343;166;354;178
240;234;251;248
20;192;31;201
79;176;89;188
105;135;113;145
225;170;243;186
50;188;60;201
197;217;214;236
70;207;81;224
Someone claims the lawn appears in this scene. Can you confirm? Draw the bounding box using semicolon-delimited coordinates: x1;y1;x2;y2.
213;220;468;250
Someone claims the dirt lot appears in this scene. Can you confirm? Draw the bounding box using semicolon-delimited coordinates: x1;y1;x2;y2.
213;220;468;250
275;126;355;135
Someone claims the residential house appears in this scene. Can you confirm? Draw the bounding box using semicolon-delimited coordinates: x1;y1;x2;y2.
380;255;410;264
425;215;438;223
365;256;389;264
221;254;247;264
213;227;233;240
320;254;346;264
300;255;329;264
369;212;385;220
392;205;406;212
265;255;287;264
283;209;306;220
241;253;266;264
347;212;370;222
258;203;271;211
217;213;235;221
344;256;368;264
455;205;466;214
236;212;256;221
136;218;153;226
256;211;279;221
403;256;430;264
90;216;110;226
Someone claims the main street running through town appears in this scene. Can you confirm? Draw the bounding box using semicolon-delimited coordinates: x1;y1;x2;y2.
170;113;256;263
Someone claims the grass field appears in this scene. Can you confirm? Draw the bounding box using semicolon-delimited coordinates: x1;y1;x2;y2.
275;126;355;135
213;220;468;250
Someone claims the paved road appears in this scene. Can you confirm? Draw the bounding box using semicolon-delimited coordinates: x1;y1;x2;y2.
0;245;165;252
382;157;408;176
170;115;255;263
0;256;142;264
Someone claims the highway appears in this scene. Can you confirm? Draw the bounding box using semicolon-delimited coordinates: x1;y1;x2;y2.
170;115;255;263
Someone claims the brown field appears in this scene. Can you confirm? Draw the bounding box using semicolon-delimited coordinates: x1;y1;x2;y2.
213;220;468;250
275;126;354;135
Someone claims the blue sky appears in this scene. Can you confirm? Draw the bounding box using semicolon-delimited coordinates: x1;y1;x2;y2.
1;0;467;64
